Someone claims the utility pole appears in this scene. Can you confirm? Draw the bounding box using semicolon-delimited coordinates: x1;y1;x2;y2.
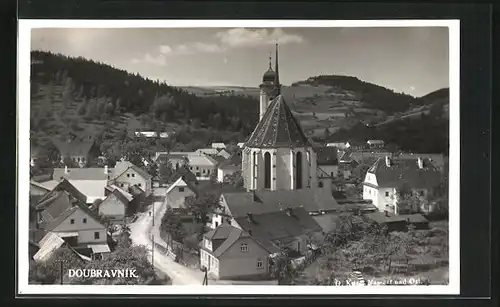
152;235;155;265
202;267;208;285
152;203;155;226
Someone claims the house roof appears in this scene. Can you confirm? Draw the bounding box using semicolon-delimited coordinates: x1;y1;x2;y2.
234;207;322;248
166;177;198;195
52;137;95;157
129;184;145;196
36;191;74;222
195;148;219;155
395;153;445;169
222;187;340;217
33;232;66;262
218;149;243;168
211;143;226;149
246;95;311;149
202;224;277;257
367;140;385;145
210;155;228;166
346;140;366;147
105;185;134;202
315;146;338;166
367;157;442;189
364;212;428;225
37;178;87;206
168;166;198;185
44;195;104;232
188;154;219;167
340;151;392;164
110;161;152;180
53;168;111;181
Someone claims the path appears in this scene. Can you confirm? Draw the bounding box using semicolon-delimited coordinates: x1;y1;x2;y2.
129;187;204;285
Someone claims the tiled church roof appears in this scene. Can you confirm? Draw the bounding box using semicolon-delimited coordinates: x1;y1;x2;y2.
246;95;311;148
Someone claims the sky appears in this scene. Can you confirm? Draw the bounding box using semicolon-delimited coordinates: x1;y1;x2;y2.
31;27;449;97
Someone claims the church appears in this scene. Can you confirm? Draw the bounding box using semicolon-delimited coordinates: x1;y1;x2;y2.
241;44;318;192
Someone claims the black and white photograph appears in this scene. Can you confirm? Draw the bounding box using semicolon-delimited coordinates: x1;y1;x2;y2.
18;20;460;295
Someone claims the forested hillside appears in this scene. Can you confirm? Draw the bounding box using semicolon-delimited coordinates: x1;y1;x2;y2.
30;51;259;137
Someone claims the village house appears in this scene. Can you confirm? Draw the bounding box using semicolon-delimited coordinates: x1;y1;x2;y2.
366;139;385;149
217;149;243;183
362;156;442;215
195;148;220;156
47;166;112;205
345;140;366;150
395;153;447;174
33;183;111;259
98;186;134;225
215;148;231;159
33;232;91;263
109;161;153;197
364;211;430;232
211;142;226;149
134;131;169;138
199;224;278;280
326;142;347;150
164;176;198;208
52;133;100;168
315;146;339;178
237;142;245;148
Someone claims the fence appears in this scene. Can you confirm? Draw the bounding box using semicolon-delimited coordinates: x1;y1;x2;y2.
148;232;200;269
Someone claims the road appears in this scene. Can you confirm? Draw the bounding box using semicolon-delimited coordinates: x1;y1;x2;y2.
129;188;204;285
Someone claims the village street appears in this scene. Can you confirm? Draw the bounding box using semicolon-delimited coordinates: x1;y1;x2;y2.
129;187;204;285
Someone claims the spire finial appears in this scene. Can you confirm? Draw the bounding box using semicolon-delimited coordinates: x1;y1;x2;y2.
273;43;281;96
268;51;272;70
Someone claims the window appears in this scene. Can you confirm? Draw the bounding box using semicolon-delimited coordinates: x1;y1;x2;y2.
179;187;185;192
82;157;85;162
127;174;130;177
240;243;248;252
420;190;425;196
77;157;81;162
83;218;87;224
215;221;219;228
318;181;324;188
385;191;389;197
94;232;100;239
138;183;142;187
132;173;135;177
120;183;124;187
202;169;206;174
331;172;334;177
257;259;263;269
207;170;210;175
196;166;199;170
296;152;303;189
264;152;271;189
70;219;75;224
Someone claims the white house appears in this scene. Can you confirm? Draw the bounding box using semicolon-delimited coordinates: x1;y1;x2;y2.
186;155;219;180
165;176;198;208
362;156;442;215
49;166;112;204
217;164;241;183
367;140;385;148
216;149;231;159
211;143;226;149
237;142;245;148
326;142;346;150
43;201;110;259
195;148;220;156
134;131;169;138
110;161;153;197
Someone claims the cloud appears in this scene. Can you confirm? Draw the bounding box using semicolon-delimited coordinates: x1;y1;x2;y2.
131;53;167;66
215;28;304;48
155;28;303;58
159;42;225;56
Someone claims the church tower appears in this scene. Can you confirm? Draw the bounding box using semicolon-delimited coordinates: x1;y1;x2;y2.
242;44;317;192
259;53;275;120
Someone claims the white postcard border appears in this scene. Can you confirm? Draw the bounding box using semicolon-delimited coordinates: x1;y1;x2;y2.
17;19;460;295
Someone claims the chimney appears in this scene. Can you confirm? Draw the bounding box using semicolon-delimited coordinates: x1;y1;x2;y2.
384;210;389;217
104;165;108;174
417;157;424;169
248;228;253;236
64;165;68;174
246;212;253;223
385;156;391;167
285;207;293;216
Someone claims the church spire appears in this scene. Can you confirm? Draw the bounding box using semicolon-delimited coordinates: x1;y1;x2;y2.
273;43;281;96
268;51;272;70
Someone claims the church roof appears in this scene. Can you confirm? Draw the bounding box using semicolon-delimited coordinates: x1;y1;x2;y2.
246;95;311;148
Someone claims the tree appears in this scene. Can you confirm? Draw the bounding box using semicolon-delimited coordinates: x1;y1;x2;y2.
224;171;244;188
185;194;220;226
351;164;370;185
396;189;423;215
116;224;132;249
62;157;79;168
161;206;186;243
159;161;174;181
269;244;301;285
